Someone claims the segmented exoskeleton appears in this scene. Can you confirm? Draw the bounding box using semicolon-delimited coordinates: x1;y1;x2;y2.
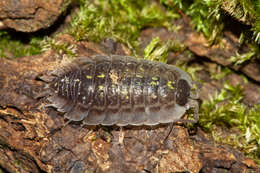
41;55;200;126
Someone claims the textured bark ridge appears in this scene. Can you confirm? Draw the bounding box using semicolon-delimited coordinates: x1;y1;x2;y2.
0;0;71;32
0;39;258;172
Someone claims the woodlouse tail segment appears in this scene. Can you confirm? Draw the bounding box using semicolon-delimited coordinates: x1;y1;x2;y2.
46;95;73;113
37;73;56;83
34;74;55;99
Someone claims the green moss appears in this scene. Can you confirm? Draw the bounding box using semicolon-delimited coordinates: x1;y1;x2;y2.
229;51;256;65
199;82;260;164
59;0;72;13
160;0;260;61
188;0;224;44
224;0;260;44
0;31;42;58
69;0;179;55
253;0;260;39
161;0;260;44
160;0;224;44
210;67;232;80
144;36;186;63
41;37;77;57
230;41;260;65
144;37;169;63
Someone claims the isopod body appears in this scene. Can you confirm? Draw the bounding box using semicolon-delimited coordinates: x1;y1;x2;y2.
43;55;200;126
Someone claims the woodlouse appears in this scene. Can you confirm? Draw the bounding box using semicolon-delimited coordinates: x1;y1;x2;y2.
41;55;200;126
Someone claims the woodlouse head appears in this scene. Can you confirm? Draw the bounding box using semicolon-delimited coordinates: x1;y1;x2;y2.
176;79;190;106
175;78;200;123
176;79;200;106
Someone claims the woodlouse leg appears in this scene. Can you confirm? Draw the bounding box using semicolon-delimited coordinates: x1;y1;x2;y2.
63;119;72;127
34;87;53;99
164;99;199;143
177;99;199;124
187;99;199;123
119;126;125;145
190;81;201;100
44;119;73;139
163;122;174;143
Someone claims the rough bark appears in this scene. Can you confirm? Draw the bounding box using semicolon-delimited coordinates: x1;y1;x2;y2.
0;0;71;32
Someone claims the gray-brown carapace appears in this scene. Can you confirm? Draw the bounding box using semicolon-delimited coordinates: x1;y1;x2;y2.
41;55;200;126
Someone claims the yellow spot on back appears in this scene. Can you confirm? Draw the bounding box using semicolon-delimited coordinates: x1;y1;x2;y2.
139;67;144;71
167;81;175;90
150;81;158;86
98;85;104;90
97;73;105;78
86;75;92;79
136;74;143;78
152;76;158;81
